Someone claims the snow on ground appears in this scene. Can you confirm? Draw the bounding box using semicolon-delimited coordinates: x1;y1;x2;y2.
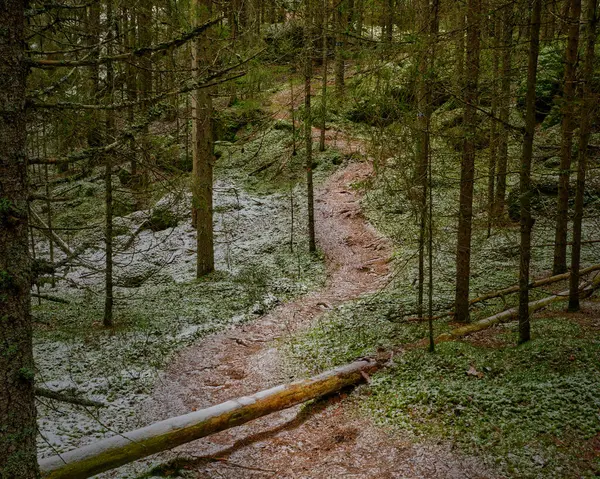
33;179;324;462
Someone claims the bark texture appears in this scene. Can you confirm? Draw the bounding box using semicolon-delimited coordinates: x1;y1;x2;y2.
0;1;38;477
39;360;378;479
518;0;542;344
192;0;215;276
553;0;582;274
454;0;481;323
569;0;598;310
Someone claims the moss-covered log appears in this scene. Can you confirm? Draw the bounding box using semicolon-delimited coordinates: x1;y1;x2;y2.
435;273;600;343
39;359;378;479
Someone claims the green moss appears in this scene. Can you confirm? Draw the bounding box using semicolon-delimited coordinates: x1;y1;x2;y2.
361;318;600;478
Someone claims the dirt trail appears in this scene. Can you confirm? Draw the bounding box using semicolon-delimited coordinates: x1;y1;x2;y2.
145;83;496;478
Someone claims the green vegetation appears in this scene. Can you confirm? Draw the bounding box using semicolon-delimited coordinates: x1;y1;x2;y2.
365;317;600;478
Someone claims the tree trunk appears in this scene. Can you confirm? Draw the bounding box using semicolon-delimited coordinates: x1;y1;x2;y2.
569;0;598;311
487;18;500;236
104;0;115;328
493;4;513;220
305;0;317;253
39;359;378;479
518;0;542;344
191;0;215;276
553;0;582;274
454;0;481;323
0;2;38;477
136;0;153;208
334;1;345;97
320;0;328;153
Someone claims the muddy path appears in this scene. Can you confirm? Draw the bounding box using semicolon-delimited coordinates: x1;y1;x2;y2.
145;82;496;478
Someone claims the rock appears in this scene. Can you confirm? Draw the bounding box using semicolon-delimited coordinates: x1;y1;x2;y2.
543;156;561;168
115;264;162;288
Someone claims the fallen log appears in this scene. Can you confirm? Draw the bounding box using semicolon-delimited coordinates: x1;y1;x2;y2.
31;293;70;304
35;387;106;408
402;263;600;322
38;272;600;479
30;209;75;257
435;273;600;343
39;359;378;479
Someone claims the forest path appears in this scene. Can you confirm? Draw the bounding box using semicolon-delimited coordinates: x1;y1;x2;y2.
146;81;494;478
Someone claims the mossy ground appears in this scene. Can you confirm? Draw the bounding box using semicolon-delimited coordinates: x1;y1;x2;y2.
281;61;600;478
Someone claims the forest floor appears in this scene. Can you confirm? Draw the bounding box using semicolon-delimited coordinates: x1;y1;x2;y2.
139;81;497;479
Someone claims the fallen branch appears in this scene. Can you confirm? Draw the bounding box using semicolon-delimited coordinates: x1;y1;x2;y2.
35;388;105;408
37;272;600;479
29;209;75;257
31;293;69;304
39;359;378;479
435;274;600;343
402;264;600;322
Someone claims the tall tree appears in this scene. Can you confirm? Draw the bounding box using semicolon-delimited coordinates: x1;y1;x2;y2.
518;0;542;344
334;0;346;97
0;1;39;476
493;3;513;220
569;0;598;311
191;0;216;276
104;0;116;328
454;0;481;323
320;0;329;153
305;0;317;252
553;0;582;274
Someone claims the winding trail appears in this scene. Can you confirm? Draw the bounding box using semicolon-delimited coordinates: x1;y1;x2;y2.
145;82;496;478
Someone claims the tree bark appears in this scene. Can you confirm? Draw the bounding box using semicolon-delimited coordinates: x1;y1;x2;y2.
320;0;328;153
39;359;378;479
493;4;513;220
0;1;38;477
569;0;598;311
104;0;115;328
553;0;582;274
518;0;542;344
305;0;317;253
191;0;215;276
334;1;345;97
454;0;481;323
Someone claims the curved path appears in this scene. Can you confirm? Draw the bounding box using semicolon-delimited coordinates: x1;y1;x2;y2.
144;83;495;478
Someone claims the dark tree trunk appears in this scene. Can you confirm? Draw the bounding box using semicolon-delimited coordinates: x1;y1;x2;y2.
553;0;582;274
487;18;501;236
518;0;542;344
305;0;317;253
0;2;38;477
104;0;115;328
454;0;481;323
569;0;598;311
334;1;345;97
320;0;328;153
493;4;513;220
192;0;215;276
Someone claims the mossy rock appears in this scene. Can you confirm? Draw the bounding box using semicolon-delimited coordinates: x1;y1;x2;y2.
143;208;178;232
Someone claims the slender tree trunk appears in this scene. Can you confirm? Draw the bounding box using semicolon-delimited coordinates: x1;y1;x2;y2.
334;1;345;97
384;0;394;43
518;0;542;344
320;0;328;153
0;2;38;476
136;0;153;207
104;0;115;328
493;4;513;220
553;0;582;274
454;0;481;323
305;0;317;253
191;0;215;276
569;0;598;311
454;5;465;92
487;18;501;237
